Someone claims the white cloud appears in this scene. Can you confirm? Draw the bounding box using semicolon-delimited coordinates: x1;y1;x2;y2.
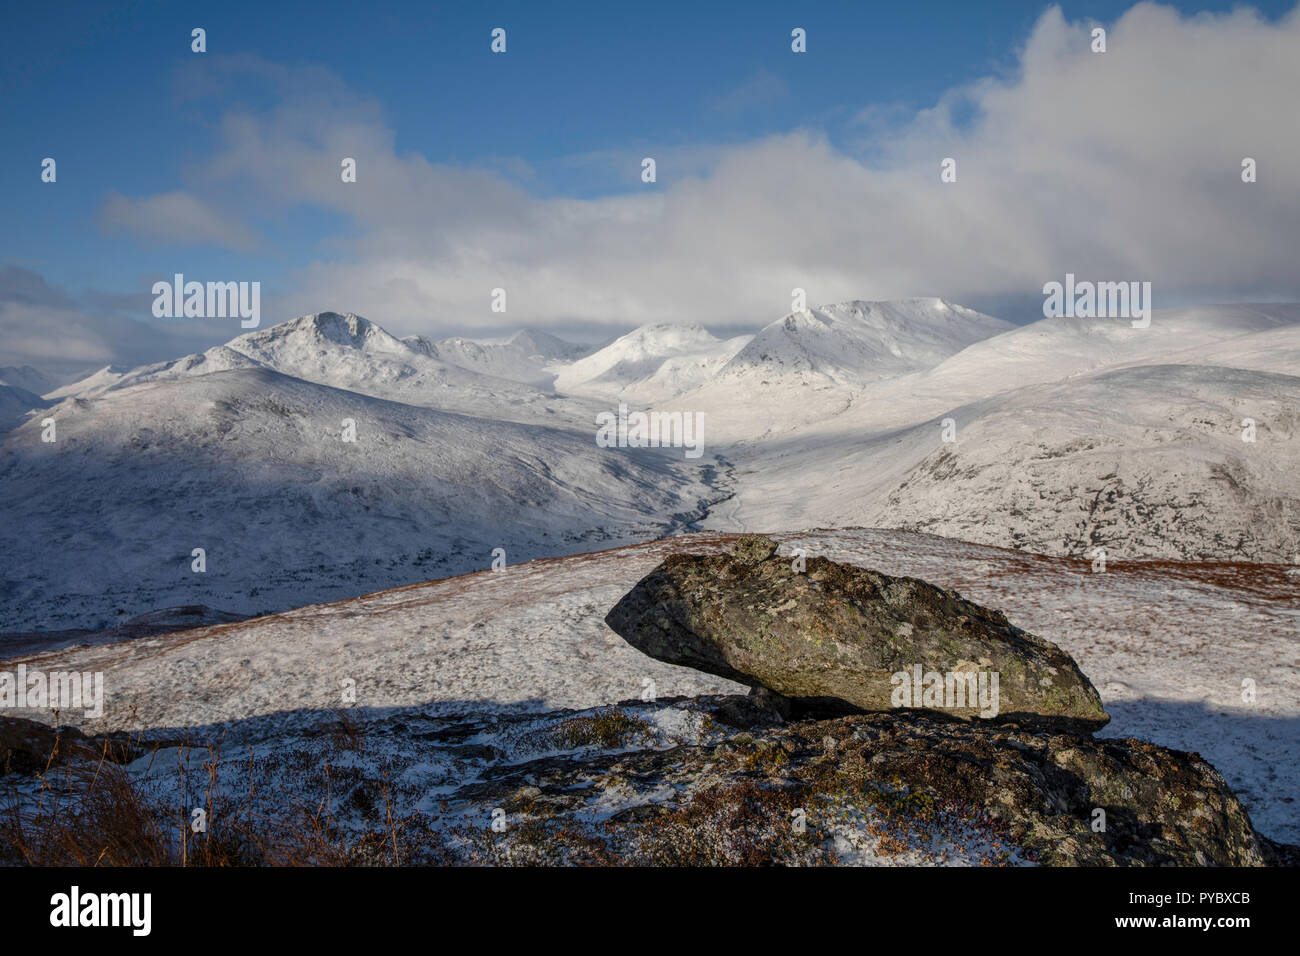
0;266;232;374
99;190;261;252
93;3;1300;340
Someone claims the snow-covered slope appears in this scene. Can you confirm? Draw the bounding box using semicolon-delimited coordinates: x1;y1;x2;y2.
51;346;266;400
666;298;1013;440
0;384;50;433
880;304;1300;424
43;364;134;400
0;365;720;632
410;329;593;388
8;299;1300;632
42;314;593;429
717;298;1012;388
707;363;1300;561
5;529;1295;843
678;303;1300;444
0;365;57;396
223;312;597;427
1152;319;1300;378
553;323;752;403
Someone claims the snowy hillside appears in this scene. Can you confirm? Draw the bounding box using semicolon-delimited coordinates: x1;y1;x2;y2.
48;346;265;400
0;364;721;632
46;313;600;429
43;364;134;400
553;322;752;403
1153;319;1300;378
4;529;1295;844
5;298;1299;635
708;364;1300;561
224;312;600;427
410;329;593;388
0;365;57;396
881;304;1300;424
0;384;50;433
643;301;1300;561
717;298;1012;388
665;298;1013;438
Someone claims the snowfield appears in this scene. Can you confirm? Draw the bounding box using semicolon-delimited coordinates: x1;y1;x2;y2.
2;298;1296;622
0;363;720;631
553;321;753;404
708;363;1300;561
3;530;1296;844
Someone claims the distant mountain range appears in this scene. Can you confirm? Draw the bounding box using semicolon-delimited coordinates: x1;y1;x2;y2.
2;299;1298;632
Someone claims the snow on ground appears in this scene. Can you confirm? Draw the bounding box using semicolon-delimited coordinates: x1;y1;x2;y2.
9;301;1298;631
0;364;720;632
407;329;593;389
0;384;50;433
705;363;1300;561
669;303;1300;443
716;298;1012;390
4;529;1296;843
552;321;752;404
3;301;1297;850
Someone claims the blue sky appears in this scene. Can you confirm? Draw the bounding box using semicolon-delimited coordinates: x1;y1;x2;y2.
3;0;1299;371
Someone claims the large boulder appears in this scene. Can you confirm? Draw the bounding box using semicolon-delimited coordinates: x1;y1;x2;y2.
605;535;1109;730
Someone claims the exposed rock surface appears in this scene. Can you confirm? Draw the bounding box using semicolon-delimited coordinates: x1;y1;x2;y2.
606;535;1109;730
435;698;1285;866
3;698;1292;866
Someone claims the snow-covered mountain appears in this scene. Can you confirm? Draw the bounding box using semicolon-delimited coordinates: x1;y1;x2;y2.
665;298;1013;439
0;359;721;632
409;328;594;388
690;303;1300;561
882;303;1300;425
0;384;50;433
717;298;1012;388
43;364;134;400
1151;317;1300;378
709;362;1300;561
0;365;58;396
224;312;603;426
553;322;753;403
47;312;600;429
5;299;1299;632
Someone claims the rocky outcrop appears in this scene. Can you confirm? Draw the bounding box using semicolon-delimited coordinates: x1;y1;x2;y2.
434;697;1287;866
3;698;1291;866
606;535;1109;730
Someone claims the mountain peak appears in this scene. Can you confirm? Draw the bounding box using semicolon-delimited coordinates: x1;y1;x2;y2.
256;311;375;344
229;311;415;358
717;298;1013;387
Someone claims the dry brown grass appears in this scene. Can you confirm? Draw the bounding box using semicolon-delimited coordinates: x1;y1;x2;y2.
1;735;447;867
550;707;654;750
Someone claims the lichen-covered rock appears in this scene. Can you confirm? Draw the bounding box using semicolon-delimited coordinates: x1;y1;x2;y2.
605;535;1109;730
733;533;779;564
439;702;1284;866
